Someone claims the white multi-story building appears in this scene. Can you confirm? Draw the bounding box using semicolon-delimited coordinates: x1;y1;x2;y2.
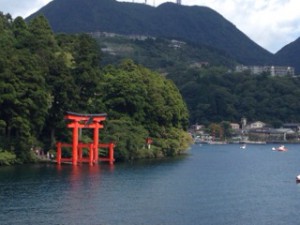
235;65;295;76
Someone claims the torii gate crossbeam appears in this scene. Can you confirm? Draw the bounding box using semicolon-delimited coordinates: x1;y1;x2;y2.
56;112;115;166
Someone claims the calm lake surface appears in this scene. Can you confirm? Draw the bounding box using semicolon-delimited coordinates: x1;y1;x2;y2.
1;144;300;225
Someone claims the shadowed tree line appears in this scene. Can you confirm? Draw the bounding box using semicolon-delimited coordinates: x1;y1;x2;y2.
169;67;300;127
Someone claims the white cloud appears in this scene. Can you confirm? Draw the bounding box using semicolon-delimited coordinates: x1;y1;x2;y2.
0;0;52;18
1;0;300;53
184;0;300;53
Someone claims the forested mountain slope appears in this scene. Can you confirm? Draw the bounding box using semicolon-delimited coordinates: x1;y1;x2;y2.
174;68;300;125
27;0;273;65
274;37;300;73
95;34;237;73
94;33;300;127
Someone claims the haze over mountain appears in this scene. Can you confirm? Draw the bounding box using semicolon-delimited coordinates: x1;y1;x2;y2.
27;0;299;73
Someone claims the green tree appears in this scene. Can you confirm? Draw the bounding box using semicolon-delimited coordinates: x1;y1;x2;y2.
94;60;191;160
72;34;102;111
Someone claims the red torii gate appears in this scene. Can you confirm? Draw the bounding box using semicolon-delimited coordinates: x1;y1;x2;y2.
56;112;115;166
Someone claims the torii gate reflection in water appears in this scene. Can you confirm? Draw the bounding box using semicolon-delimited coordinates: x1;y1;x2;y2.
56;112;115;166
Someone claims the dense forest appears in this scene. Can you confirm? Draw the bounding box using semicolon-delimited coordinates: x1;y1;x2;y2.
168;67;300;126
0;13;191;165
93;34;300;128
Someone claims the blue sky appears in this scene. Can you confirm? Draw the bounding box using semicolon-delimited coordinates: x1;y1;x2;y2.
1;0;300;53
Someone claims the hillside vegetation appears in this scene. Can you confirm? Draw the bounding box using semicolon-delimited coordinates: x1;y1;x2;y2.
27;0;273;65
274;37;300;73
94;34;300;127
0;13;191;164
95;34;237;73
171;68;300;126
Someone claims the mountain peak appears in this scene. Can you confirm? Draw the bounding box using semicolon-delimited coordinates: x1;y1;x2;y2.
27;0;273;64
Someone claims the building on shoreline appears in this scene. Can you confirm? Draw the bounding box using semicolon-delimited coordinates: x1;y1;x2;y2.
190;119;299;144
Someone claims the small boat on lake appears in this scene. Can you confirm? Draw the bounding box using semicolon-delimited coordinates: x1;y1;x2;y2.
240;144;246;149
272;145;288;152
296;175;300;183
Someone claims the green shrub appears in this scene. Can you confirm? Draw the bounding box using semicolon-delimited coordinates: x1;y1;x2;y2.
0;150;17;166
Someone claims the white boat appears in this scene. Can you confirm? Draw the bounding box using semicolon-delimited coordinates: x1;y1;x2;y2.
296;175;300;182
277;145;288;151
240;144;246;149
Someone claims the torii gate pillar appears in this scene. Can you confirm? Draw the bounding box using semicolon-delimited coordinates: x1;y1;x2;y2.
56;112;115;165
71;119;79;165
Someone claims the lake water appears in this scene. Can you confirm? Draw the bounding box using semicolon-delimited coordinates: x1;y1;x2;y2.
1;144;300;225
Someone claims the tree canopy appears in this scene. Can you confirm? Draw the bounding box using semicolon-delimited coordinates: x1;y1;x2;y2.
0;13;191;163
173;67;300;126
